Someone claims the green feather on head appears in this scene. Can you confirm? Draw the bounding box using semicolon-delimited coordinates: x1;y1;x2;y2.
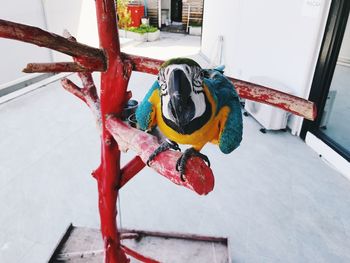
160;57;201;69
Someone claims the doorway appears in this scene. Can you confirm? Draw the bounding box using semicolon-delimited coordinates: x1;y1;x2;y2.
301;0;350;161
171;0;182;22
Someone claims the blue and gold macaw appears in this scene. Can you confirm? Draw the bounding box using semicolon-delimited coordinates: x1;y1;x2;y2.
136;58;243;180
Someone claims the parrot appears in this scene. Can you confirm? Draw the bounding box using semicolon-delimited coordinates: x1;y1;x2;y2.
135;58;243;181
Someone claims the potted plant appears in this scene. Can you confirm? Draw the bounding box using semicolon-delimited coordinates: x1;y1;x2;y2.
126;26;148;42
144;25;160;41
188;21;202;36
126;25;160;42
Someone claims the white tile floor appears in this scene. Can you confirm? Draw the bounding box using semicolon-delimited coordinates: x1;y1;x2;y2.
121;31;210;69
1;32;350;262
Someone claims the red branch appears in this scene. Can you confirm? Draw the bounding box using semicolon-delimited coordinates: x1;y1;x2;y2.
121;53;163;75
61;75;102;131
119;157;146;188
229;78;317;121
121;245;160;263
106;117;214;195
23;62;105;73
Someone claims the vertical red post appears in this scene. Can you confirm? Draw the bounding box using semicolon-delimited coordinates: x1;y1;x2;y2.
94;0;131;262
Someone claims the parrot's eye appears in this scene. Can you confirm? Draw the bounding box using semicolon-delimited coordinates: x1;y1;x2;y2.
192;67;204;93
165;67;170;76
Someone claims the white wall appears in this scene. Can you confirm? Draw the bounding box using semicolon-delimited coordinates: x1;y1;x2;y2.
0;0;52;85
0;0;99;85
76;1;99;49
201;0;331;134
43;0;99;61
42;0;84;61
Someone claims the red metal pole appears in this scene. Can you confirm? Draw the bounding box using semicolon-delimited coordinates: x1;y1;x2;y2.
119;157;146;188
94;0;131;262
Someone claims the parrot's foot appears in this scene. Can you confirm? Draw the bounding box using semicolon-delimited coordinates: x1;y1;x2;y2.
176;148;211;181
146;140;181;166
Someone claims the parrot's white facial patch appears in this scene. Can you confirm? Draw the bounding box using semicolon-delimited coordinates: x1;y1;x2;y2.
158;64;206;123
160;92;173;121
190;92;206;120
158;64;204;95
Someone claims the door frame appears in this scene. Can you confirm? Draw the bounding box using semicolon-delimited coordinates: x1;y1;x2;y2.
301;0;350;161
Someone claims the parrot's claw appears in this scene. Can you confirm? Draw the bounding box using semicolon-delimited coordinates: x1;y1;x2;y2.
146;140;181;166
176;148;211;181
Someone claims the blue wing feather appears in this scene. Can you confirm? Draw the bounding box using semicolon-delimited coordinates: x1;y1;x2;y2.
204;69;243;154
135;81;159;131
218;97;243;154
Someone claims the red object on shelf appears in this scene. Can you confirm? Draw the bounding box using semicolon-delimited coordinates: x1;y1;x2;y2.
128;5;145;27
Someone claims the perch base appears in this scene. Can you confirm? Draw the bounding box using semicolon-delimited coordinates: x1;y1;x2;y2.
49;225;231;262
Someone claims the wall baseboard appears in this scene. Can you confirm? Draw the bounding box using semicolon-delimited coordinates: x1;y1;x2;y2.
0;73;54;97
306;132;350;180
0;73;70;105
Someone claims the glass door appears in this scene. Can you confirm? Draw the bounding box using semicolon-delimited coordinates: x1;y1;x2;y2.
171;0;182;22
301;0;350;161
321;20;350;149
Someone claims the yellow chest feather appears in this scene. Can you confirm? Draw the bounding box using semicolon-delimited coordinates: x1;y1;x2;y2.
148;86;230;151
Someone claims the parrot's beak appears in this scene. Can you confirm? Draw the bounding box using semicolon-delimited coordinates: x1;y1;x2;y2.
168;69;193;126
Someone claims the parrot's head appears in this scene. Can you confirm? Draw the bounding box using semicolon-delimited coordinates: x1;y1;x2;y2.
158;58;208;131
